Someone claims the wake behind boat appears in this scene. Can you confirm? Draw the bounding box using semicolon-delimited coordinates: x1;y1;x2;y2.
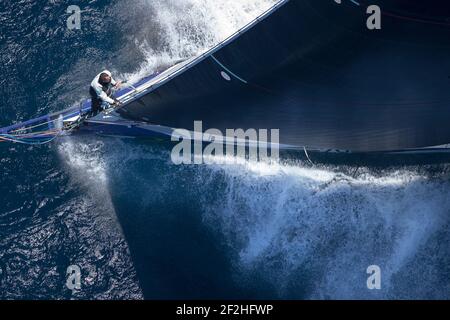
1;0;450;165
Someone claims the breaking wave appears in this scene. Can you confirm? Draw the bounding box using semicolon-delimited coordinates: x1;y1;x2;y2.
197;159;450;299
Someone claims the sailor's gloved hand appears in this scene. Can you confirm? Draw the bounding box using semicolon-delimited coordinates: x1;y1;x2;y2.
113;99;122;108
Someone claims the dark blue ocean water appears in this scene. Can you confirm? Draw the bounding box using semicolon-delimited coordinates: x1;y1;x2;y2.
2;0;450;300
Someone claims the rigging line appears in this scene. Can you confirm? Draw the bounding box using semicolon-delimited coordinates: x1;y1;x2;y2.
303;146;314;165
210;55;248;84
210;54;278;95
353;0;450;27
0;136;55;145
8;110;83;134
6;129;59;138
8;118;58;133
1;125;72;144
8;101;91;134
0;133;56;140
382;11;450;28
0;130;64;145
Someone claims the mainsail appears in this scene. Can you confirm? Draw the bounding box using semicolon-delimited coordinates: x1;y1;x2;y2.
117;0;450;152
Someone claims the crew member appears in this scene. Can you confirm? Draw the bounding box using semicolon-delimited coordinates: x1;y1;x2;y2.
89;70;122;115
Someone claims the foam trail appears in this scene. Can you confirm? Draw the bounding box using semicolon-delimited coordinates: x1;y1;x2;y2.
56;139;125;229
58;140;108;185
197;157;450;299
114;0;279;82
